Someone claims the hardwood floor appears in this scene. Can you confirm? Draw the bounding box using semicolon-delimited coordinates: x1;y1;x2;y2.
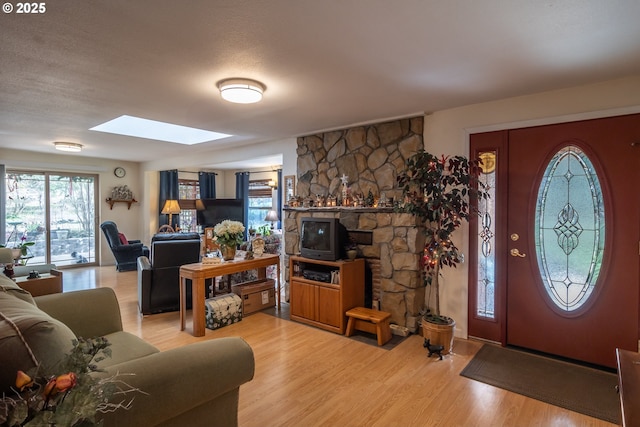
62;266;617;427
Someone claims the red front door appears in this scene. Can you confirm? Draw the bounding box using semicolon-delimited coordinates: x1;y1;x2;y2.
471;114;640;368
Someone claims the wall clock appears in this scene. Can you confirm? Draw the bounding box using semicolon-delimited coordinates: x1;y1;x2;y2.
114;167;126;178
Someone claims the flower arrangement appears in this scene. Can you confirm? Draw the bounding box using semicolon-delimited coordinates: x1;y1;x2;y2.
0;337;144;426
213;220;245;248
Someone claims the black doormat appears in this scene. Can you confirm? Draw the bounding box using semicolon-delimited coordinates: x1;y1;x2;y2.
460;344;620;424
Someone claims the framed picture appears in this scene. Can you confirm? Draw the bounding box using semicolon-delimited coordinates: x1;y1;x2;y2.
284;175;295;202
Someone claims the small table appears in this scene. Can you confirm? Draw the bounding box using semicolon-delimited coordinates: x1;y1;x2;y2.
179;254;280;337
15;270;63;297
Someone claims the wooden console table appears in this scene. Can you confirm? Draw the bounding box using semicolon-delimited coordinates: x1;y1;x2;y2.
616;348;640;427
179;253;280;337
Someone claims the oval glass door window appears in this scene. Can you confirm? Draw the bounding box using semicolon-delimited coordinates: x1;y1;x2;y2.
534;145;605;312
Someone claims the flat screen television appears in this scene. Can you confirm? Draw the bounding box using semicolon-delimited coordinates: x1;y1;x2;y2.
197;199;244;228
300;217;347;261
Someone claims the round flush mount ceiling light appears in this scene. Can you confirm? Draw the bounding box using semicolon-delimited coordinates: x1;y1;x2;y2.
54;141;83;152
217;78;265;104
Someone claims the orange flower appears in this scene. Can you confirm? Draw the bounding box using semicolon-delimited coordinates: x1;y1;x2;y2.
54;372;77;393
43;377;57;398
15;370;33;391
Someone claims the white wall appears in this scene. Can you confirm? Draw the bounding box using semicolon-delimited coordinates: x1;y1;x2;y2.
423;75;640;339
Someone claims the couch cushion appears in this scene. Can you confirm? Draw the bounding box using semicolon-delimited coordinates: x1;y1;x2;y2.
97;331;159;367
151;232;200;242
0;290;76;393
0;273;35;305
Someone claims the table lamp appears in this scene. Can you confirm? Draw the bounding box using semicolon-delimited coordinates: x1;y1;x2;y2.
161;199;181;228
264;210;279;230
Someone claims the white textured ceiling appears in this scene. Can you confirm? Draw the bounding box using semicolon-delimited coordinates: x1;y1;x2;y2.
1;0;640;169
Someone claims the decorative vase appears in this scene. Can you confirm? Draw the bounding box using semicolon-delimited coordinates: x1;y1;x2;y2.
346;249;357;260
421;316;456;354
220;245;237;261
11;248;22;260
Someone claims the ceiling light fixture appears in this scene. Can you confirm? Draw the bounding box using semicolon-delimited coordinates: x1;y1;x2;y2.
218;78;265;104
54;142;83;152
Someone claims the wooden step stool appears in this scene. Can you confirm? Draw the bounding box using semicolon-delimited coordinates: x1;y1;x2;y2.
345;307;392;346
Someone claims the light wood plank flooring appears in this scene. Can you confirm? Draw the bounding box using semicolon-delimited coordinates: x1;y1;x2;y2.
62;266;617;427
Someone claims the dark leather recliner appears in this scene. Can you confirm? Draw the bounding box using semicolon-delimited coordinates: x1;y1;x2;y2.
100;221;150;272
137;232;201;315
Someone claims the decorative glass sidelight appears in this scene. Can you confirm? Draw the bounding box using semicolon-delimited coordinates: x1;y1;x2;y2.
535;145;605;312
476;151;496;318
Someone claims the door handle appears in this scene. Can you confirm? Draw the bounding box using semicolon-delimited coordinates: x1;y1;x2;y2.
510;248;526;258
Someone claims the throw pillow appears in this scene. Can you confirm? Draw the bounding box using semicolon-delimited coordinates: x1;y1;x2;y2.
118;233;128;245
0;291;76;393
0;273;35;305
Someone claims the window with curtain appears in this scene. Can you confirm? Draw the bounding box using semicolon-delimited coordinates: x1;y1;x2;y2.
248;179;273;230
178;178;200;232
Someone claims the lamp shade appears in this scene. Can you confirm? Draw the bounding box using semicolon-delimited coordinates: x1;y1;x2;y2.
195;199;206;211
161;200;181;215
218;78;265;104
264;210;279;222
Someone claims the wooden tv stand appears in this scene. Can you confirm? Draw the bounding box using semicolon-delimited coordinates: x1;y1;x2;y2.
289;255;364;334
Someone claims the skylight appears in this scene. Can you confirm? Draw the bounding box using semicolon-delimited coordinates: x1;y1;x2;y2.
90;115;232;144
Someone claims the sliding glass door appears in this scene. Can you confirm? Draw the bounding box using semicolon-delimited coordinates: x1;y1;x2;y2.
4;171;98;267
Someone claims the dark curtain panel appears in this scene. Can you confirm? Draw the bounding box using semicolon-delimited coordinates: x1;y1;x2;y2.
159;170;179;229
277;168;283;230
235;171;250;238
199;172;217;199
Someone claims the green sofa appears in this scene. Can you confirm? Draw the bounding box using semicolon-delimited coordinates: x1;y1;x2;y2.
0;275;255;426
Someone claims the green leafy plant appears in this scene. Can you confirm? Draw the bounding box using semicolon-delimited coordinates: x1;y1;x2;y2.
256;225;271;237
397;150;488;322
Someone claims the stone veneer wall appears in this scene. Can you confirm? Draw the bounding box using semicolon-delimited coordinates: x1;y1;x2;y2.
296;116;423;201
284;116;427;330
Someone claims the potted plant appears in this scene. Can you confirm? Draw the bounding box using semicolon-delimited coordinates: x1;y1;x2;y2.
1;233;35;265
397;150;488;354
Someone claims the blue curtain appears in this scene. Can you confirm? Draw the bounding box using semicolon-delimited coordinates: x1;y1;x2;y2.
159;170;179;229
199;172;217;199
277;168;282;230
235;172;250;237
